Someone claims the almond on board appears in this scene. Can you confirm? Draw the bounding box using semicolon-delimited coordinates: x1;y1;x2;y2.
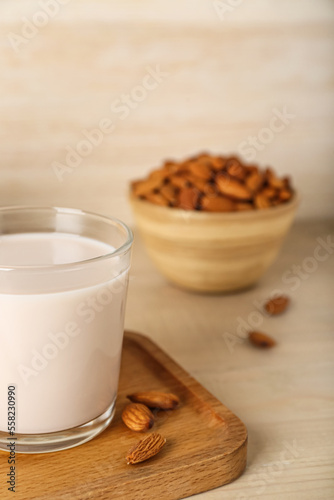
128;391;180;410
122;403;155;432
126;433;166;465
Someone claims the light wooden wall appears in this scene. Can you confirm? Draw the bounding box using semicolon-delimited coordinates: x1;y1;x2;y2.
0;0;333;224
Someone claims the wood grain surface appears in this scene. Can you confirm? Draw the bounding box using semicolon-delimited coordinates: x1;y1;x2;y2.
125;220;334;500
0;0;333;221
0;331;247;500
0;220;333;500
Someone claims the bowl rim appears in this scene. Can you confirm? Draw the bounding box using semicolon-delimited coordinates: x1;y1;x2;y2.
129;191;300;220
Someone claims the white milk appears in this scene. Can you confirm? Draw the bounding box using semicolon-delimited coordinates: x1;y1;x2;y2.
0;233;129;434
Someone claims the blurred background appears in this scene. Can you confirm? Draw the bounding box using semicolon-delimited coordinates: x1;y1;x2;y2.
0;0;333;222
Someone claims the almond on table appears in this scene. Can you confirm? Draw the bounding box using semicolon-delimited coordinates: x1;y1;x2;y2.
248;331;276;348
265;295;290;315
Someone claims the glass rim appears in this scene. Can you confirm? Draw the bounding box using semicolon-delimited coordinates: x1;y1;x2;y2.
0;206;133;272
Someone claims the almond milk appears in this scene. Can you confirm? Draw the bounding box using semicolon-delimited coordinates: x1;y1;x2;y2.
0;233;129;434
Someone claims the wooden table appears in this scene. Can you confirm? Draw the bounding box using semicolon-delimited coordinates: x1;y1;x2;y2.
125;219;334;499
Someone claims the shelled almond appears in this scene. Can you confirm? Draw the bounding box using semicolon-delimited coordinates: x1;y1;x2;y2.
123;391;180;465
126;433;166;465
127;391;180;410
131;153;294;211
122;403;155;432
248;331;276;348
264;295;290;315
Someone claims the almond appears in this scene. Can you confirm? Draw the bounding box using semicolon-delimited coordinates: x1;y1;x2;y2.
189;152;210;163
131;153;293;211
210;156;226;170
201;195;235;212
144;192;169;207
126;433;166;465
169;174;190;189
149;168;170;181
122;403;155;432
203;182;217;195
261;186;277;199
187;161;212;180
160;184;178;205
127;391;180;410
248;331;276;348
132;177;164;197
216;175;252;201
235;202;254;211
246;171;264;193
166;162;184;174
266;168;285;189
178;187;199;210
245;165;258;174
226;159;246;181
184;174;208;193
264;295;290;315
279;189;292;201
254;192;271;209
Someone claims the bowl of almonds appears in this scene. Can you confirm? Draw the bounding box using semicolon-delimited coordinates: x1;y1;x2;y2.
130;153;298;293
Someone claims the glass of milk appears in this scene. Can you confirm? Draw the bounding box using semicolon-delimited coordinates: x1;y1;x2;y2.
0;206;133;453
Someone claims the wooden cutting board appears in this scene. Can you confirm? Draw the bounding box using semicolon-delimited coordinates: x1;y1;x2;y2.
0;331;247;500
